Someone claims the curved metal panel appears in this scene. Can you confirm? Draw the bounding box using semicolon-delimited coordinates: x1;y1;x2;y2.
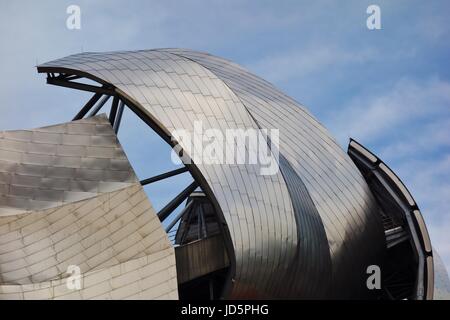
278;154;331;298
159;49;386;297
0;248;178;300
37;49;388;298
413;210;432;253
38;50;298;298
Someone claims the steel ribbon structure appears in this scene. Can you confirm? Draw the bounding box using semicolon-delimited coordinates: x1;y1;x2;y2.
0;49;448;299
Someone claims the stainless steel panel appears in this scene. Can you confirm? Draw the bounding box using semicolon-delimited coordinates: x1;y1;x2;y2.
160;49;386;297
0;115;137;215
37;49;389;299
0;113;178;299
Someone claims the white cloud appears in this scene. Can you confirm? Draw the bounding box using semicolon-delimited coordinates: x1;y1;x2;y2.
249;45;378;83
378;117;450;160
328;77;450;145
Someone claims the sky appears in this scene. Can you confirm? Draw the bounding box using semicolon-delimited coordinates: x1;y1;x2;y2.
0;0;449;275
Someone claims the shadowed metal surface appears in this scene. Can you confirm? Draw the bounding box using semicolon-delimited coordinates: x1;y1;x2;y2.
175;234;229;284
0;115;137;216
278;154;331;298
37;49;386;298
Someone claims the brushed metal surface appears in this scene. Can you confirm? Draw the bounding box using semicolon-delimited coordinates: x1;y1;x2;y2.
277;154;331;298
162;49;387;297
0;115;137;216
0;248;178;300
0;183;172;285
0;116;178;300
38;50;297;299
37;49;387;298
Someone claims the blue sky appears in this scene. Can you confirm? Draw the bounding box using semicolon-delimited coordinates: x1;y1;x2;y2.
0;0;449;274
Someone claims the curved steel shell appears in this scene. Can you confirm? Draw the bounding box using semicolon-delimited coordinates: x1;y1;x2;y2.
37;49;386;298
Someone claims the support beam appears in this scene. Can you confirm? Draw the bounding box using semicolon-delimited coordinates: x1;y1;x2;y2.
88;95;111;117
209;279;214;300
72;93;103;121
64;75;83;81
109;97;119;125
140;167;189;186
158;181;198;222
199;206;208;239
165;200;194;233
47;77;115;95
113;101;125;133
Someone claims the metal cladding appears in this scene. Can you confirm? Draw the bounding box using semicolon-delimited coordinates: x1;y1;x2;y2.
434;251;450;300
37;49;387;299
0;114;136;216
0;116;178;299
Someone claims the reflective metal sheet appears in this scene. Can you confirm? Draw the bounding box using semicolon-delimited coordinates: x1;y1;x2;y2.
37;49;388;299
0;114;178;299
0;115;137;216
0;183;174;285
160;49;386;297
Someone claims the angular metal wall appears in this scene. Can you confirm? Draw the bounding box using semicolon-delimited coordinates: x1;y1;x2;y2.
0;115;136;216
0;116;178;300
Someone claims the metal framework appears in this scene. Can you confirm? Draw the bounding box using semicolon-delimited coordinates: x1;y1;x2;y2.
348;139;434;299
140;167;189;186
73;92;102;120
157;181;199;222
9;48;442;300
47;74;115;95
